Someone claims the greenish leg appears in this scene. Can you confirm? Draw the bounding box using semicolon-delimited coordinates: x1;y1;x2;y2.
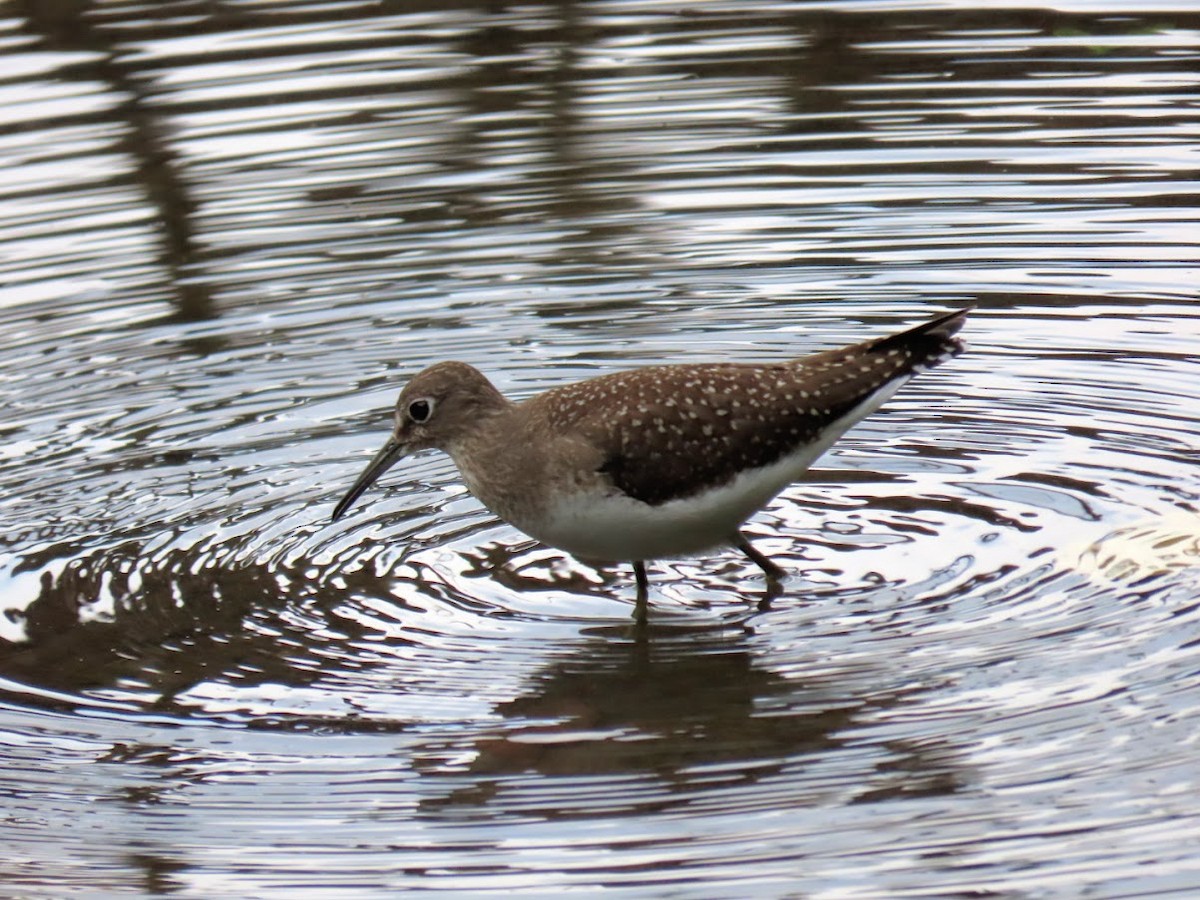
733;532;787;582
633;561;649;626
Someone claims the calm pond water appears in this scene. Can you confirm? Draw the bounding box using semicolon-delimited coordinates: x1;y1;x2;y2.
2;0;1199;896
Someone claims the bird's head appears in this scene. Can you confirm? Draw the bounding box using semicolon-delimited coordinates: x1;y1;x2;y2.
331;361;507;521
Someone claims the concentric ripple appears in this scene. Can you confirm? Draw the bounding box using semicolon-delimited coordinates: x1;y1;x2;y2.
2;2;1200;896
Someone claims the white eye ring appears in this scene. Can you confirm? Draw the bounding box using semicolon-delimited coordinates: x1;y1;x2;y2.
407;397;435;423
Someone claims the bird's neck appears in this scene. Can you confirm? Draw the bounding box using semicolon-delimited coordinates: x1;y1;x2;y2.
446;399;547;523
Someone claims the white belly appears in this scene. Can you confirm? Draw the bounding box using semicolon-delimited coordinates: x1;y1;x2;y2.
529;469;781;561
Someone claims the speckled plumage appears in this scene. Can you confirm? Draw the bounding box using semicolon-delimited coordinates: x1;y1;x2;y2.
332;308;969;622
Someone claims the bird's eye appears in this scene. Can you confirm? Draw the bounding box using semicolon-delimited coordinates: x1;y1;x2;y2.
408;398;434;423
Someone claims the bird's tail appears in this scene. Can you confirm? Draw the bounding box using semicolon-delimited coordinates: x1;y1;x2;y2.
867;307;971;371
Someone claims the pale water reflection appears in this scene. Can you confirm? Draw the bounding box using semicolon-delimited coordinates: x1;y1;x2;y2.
1;1;1199;896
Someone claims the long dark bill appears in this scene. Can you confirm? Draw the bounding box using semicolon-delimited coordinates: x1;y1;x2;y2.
331;437;407;522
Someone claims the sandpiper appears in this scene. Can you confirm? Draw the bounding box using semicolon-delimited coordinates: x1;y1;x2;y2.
333;308;969;623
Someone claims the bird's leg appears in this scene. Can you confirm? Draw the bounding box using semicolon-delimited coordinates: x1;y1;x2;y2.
633;561;649;626
733;532;787;582
757;571;785;613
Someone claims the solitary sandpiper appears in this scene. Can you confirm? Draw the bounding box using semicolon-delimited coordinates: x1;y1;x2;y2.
333;308;969;623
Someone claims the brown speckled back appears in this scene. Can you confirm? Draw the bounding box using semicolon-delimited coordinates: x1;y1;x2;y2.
531;308;967;505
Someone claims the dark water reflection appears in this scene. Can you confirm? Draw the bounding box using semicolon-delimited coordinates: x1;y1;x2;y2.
2;1;1200;896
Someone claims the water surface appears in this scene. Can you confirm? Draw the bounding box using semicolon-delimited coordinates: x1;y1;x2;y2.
1;1;1199;896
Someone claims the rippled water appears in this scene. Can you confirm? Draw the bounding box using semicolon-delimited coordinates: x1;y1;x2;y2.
2;1;1199;896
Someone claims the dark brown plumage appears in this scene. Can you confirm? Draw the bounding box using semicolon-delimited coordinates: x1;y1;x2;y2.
536;307;966;505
